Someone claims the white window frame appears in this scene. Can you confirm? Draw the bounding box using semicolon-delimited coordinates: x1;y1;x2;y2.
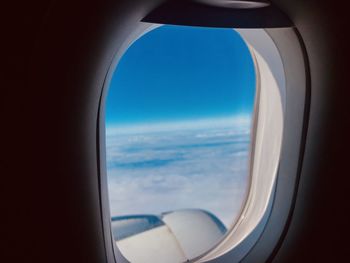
98;24;308;263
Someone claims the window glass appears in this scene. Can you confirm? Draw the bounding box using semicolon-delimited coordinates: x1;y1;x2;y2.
105;25;255;262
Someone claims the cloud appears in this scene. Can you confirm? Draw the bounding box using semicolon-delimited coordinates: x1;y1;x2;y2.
106;117;252;227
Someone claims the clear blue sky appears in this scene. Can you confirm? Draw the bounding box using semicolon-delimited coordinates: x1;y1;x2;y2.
106;25;255;127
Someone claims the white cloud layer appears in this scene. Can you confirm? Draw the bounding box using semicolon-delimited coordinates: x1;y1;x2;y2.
106;117;252;227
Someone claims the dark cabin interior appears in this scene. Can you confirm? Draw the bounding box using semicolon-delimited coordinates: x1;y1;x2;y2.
2;0;349;262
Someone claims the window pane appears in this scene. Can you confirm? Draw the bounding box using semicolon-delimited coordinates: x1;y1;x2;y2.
105;25;255;262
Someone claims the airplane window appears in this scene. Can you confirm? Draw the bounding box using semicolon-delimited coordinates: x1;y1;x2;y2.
105;25;256;262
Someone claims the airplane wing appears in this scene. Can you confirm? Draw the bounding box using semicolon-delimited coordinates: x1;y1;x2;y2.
111;209;227;263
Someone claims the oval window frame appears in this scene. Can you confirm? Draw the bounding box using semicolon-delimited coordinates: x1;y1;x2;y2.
98;22;308;263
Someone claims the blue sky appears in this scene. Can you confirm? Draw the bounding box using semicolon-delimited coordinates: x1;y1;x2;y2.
106;25;255;127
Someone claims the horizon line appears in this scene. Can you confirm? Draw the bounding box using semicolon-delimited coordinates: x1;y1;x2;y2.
106;115;252;136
